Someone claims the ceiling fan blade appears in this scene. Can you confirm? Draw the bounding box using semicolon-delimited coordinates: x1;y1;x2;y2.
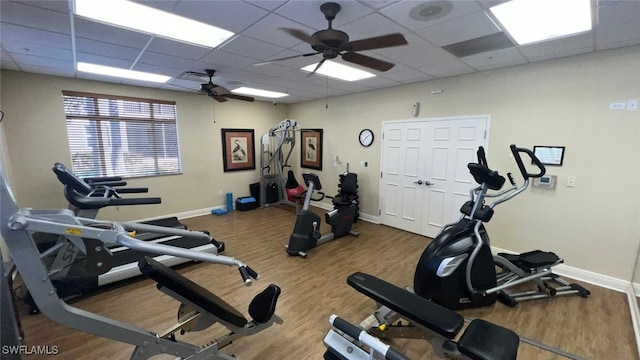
306;58;326;77
279;27;315;44
254;51;321;66
347;33;408;52
212;85;230;95
223;94;255;102
341;52;395;72
210;94;228;102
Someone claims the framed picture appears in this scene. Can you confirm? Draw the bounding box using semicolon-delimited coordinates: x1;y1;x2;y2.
221;128;255;172
301;129;323;170
533;145;565;166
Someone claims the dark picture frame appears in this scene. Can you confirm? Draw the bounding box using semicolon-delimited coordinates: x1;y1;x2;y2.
301;129;323;170
533;145;565;166
221;128;255;172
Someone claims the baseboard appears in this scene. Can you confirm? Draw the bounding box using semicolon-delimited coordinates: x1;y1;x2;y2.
627;286;640;358
135;206;222;223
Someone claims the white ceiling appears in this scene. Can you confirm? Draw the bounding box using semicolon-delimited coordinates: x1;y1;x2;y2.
1;0;639;103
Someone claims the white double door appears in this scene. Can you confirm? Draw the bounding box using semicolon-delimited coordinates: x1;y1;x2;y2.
379;116;489;238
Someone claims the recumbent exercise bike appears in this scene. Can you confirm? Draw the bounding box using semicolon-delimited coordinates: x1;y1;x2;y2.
414;144;590;309
286;172;359;257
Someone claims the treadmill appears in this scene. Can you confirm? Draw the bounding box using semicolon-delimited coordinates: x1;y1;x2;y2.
19;164;225;312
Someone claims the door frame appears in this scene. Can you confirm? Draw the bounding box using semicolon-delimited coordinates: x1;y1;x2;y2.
377;114;491;233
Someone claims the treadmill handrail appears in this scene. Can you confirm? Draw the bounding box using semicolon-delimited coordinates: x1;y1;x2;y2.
7;209;257;286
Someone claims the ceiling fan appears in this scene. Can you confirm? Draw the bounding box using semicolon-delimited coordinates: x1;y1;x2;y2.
193;69;254;103
256;2;408;74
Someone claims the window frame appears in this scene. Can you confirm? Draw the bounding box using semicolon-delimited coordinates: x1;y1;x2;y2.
62;90;182;179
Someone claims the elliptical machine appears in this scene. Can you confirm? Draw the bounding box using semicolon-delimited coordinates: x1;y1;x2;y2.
286;173;359;257
413;144;590;309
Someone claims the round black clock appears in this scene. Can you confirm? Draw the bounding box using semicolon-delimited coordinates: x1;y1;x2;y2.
359;129;374;147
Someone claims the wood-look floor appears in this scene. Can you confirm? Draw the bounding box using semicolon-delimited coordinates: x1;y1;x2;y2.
15;205;638;359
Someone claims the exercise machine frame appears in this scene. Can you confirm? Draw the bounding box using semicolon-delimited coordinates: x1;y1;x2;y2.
286;173;358;258
0;174;282;359
413;145;589;309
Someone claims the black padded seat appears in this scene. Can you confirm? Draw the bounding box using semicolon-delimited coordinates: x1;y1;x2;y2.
347;272;464;339
138;257;248;327
458;319;519;360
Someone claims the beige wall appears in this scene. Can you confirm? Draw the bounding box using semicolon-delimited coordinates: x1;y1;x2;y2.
288;45;640;280
1;45;639;280
0;70;289;221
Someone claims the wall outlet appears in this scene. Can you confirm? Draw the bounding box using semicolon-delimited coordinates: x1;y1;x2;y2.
566;176;576;188
627;99;638;111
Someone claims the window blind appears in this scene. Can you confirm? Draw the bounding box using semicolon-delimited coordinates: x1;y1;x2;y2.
62;91;182;178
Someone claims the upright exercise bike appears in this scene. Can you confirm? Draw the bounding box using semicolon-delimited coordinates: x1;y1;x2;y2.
414;144;590;309
286;173;359;257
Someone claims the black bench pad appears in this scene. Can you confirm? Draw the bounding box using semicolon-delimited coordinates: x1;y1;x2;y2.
347;272;464;339
458;319;519;360
138;257;248;327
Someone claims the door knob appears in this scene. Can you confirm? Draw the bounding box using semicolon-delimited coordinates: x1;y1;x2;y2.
425;181;434;186
413;180;423;185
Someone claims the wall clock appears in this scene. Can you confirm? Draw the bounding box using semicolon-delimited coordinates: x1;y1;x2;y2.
359;129;374;147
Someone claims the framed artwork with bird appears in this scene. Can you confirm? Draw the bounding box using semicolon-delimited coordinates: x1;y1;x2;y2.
221;128;255;172
301;129;323;170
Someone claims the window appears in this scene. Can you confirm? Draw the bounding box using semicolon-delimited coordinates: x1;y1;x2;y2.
62;91;181;178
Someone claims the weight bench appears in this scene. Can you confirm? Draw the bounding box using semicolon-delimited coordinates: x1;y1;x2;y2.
345;272;519;360
138;257;282;359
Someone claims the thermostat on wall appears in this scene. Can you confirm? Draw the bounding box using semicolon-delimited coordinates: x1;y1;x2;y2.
533;174;557;189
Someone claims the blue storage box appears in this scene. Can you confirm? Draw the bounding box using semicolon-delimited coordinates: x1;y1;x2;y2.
235;196;257;211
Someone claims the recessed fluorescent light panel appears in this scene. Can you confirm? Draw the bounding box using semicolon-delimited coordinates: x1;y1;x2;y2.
301;61;376;81
232;87;288;99
490;0;592;45
77;62;171;83
73;0;234;48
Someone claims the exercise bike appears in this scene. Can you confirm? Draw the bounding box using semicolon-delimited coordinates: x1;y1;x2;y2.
414;144;590;309
286;173;359;257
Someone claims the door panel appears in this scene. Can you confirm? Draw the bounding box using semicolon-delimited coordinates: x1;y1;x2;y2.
380;116;489;237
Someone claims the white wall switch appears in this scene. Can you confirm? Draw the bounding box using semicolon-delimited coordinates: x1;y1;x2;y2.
566;176;576;188
609;102;626;110
627;99;638;111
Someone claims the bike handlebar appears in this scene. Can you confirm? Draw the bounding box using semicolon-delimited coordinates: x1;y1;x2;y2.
509;144;546;180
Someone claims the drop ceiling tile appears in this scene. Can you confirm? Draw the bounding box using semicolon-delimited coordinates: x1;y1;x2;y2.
73;18;151;48
357;75;402;88
198;50;257;70
380;0;483;31
243;0;288;12
9;53;73;70
597;0;640;26
385;44;457;68
11;0;70;13
218;35;286;60
338;13;406;41
357;0;400;10
382;68;435;83
2;40;73;61
146;37;213;59
1;1;70;33
419;59;475;78
596;21;640;51
277;1;374;30
461;47;527;71
1;24;71;49
138;51;197;70
17;63;75;77
247;62;295;78
240;14;316;48
132;63;183;77
367;33;437;60
173;0;269;33
76;38;142;62
417;10;499;46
